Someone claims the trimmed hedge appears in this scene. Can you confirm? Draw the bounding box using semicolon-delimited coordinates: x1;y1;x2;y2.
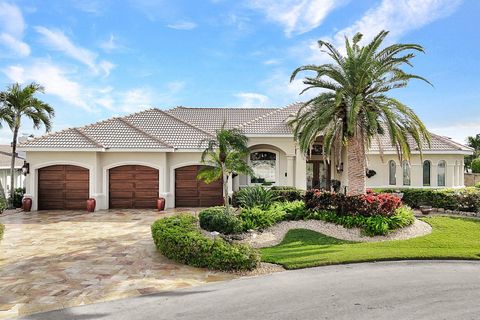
199;207;243;235
0;197;6;214
232;186;304;207
239;206;285;230
151;214;259;271
376;188;480;212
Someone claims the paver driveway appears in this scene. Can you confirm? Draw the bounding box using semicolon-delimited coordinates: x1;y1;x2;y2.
0;209;236;319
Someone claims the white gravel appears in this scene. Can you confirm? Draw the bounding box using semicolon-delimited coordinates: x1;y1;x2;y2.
242;219;432;248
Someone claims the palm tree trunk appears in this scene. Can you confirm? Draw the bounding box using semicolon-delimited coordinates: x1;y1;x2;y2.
9;125;19;208
221;164;229;211
346;127;366;196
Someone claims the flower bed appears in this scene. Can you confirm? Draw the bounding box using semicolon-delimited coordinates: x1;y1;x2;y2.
151;214;259;271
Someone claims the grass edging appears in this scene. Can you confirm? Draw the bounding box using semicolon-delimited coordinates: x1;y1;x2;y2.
261;216;480;269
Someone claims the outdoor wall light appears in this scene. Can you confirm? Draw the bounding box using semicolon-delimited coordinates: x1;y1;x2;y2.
21;161;30;176
336;162;344;172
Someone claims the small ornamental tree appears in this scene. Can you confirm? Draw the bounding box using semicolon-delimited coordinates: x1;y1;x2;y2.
197;126;253;212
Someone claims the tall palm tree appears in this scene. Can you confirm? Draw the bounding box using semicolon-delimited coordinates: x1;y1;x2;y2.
289;30;431;195
197;126;253;211
0;82;54;206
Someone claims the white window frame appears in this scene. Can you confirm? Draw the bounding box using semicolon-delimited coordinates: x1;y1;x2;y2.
248;149;280;187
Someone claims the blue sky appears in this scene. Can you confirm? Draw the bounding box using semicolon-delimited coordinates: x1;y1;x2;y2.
0;0;479;144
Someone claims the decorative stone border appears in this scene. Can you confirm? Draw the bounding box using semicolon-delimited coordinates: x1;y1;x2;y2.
241;219;432;248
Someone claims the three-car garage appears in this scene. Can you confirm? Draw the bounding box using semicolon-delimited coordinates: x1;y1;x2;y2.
36;164;223;210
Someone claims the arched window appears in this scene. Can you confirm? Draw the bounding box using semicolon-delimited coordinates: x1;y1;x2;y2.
389;160;396;185
423;160;431;186
250;151;277;185
438;160;446;187
402;160;411;186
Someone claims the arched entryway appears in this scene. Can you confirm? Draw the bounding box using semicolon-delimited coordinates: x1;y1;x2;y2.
109;165;159;209
38;165;89;210
175;165;223;207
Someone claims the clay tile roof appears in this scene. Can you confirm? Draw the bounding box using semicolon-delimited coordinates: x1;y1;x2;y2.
19;128;102;149
237;103;302;134
0;145;24;168
167;107;277;134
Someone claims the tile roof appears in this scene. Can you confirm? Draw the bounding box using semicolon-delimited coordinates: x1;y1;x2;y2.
369;131;473;152
0;145;24;168
166;107;276;133
18;104;472;153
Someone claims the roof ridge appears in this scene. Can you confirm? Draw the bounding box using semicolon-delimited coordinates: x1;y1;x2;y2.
236;102;302;129
154;108;215;137
429;132;472;151
170;106;279;110
18;127;76;146
116;117;174;148
73;128;105;148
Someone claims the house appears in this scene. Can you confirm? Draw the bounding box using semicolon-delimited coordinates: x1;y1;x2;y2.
0;145;26;198
19;104;473;211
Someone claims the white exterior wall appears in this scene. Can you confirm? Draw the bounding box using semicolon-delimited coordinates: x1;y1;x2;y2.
24;143;468;210
0;168;25;197
365;153;466;189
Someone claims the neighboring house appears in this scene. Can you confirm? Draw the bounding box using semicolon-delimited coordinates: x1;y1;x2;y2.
19;104;473;211
0;145;26;198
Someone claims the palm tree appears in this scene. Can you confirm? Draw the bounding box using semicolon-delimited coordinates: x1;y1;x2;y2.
0;82;54;206
289;30;431;195
197;126;253;211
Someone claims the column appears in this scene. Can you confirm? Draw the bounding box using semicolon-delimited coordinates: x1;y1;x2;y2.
286;155;295;187
460;162;465;186
294;147;307;189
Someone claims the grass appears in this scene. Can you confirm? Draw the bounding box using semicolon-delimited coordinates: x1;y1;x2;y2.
0;223;3;241
261;217;480;269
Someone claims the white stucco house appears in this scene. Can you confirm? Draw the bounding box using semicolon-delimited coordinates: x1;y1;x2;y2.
19;103;473;211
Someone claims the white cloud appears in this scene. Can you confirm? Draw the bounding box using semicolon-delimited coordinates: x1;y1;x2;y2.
167;20;197;30
430;121;480;145
234;92;270;107
0;1;30;56
118;81;186;112
247;0;343;37
303;0;462;64
100;34;121;52
334;0;461;45
3;61;94;112
35;26;115;76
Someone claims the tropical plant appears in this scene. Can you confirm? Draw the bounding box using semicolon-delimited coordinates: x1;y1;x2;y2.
465;134;480;171
289;30;431;195
471;158;480;173
0;82;54;206
197;126;253;211
235;186;279;210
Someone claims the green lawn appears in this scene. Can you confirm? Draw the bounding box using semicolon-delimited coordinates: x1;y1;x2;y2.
261;217;480;269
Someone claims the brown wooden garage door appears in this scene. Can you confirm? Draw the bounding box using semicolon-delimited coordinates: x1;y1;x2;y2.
38;165;89;210
175;165;223;207
109;165;159;209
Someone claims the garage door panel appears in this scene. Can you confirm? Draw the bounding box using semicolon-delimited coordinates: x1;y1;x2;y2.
175;165;222;207
38;165;89;210
109;165;159;209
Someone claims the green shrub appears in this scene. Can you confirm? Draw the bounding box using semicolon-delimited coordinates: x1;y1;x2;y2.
199;207;243;235
235;186;279;209
239;206;284;230
475;182;480;189
378;188;480;212
270;200;309;220
308;206;415;236
151;214;259;271
12;187;25;208
269;186;304;202
0;223;4;241
0;197;7;213
472;158;480;173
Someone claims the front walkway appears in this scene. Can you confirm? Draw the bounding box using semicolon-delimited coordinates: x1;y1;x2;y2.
0;209;236;319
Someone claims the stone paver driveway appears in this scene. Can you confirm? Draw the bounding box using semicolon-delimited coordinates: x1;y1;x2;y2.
0;209;236;319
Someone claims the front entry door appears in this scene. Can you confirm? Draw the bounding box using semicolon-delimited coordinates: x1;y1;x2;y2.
306;161;330;190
